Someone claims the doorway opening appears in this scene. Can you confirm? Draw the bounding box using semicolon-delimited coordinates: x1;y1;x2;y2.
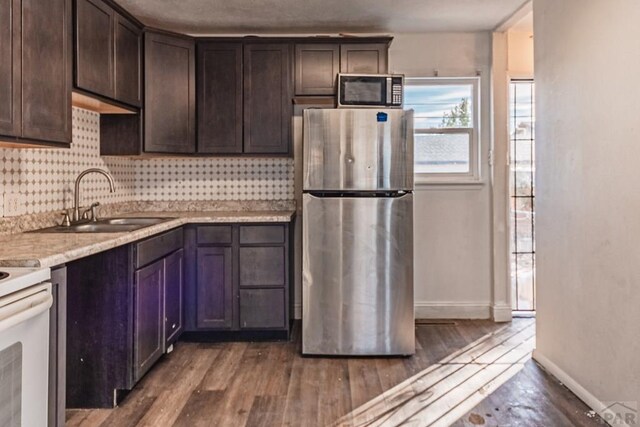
509;79;536;312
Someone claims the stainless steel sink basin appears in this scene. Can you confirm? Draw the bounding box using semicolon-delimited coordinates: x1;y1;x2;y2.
99;217;169;226
32;217;173;233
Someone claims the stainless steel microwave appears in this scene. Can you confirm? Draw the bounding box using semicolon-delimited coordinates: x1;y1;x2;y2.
337;73;404;108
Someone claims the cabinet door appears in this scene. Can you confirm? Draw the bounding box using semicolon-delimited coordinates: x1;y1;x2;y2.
294;44;339;96
21;0;72;144
114;15;142;107
239;288;285;329
164;249;184;346
243;43;292;154
196;247;233;329
197;42;243;154
239;247;285;288
134;258;164;381
0;0;20;137
144;32;195;153
340;43;388;74
75;0;114;98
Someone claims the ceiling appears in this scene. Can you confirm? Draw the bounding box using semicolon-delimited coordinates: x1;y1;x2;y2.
510;11;534;32
116;0;529;35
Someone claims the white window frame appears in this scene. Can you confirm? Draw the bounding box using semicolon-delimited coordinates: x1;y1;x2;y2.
405;77;481;185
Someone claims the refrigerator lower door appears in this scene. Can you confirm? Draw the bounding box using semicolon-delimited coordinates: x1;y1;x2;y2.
302;193;414;355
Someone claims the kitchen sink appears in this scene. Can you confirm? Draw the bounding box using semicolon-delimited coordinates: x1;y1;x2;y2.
33;217;173;233
98;217;169;226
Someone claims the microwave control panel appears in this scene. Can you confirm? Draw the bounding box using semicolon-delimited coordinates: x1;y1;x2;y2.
391;76;403;106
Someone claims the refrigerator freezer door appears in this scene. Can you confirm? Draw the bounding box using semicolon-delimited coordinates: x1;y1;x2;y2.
303;108;414;192
302;193;415;355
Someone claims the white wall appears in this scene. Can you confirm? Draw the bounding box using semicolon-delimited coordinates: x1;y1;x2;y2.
389;33;495;318
533;0;640;416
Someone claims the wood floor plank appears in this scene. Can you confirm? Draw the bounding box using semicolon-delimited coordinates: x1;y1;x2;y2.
245;396;287;427
207;343;272;426
200;342;249;391
282;356;324;426
316;358;352;426
65;409;111;427
261;343;295;397
172;390;224;427
135;348;219;427
348;358;385;409
98;395;157;427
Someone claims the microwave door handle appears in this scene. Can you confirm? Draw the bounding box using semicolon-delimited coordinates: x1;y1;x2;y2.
386;77;392;104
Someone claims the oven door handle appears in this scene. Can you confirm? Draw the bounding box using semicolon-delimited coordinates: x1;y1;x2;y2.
0;289;53;333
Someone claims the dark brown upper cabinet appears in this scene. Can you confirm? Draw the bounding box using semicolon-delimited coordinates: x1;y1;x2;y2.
243;43;292;155
144;31;196;154
294;41;389;98
294;44;340;96
75;0;114;98
0;0;20;138
197;42;243;154
340;43;388;74
0;0;72;146
114;14;142;107
74;0;141;108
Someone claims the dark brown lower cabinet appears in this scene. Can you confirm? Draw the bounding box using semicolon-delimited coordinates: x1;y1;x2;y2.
134;258;164;382
164;249;184;345
66;228;184;408
196;246;233;329
185;223;292;338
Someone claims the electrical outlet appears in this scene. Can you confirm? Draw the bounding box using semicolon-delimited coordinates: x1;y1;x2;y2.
3;192;26;216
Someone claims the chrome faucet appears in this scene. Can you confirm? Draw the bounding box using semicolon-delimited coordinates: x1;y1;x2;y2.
72;168;116;222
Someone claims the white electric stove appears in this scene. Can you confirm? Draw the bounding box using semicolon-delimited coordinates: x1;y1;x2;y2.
0;266;52;426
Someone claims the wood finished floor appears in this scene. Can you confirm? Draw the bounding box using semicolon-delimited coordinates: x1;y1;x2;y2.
66;319;605;427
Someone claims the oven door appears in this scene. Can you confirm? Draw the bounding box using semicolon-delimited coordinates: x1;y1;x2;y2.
338;75;387;107
0;283;52;427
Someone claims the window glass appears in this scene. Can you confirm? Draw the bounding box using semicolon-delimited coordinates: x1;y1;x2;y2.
415;133;470;174
405;79;478;179
405;84;474;129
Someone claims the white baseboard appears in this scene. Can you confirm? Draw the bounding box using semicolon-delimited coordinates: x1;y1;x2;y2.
491;303;513;322
533;350;633;427
415;301;491;319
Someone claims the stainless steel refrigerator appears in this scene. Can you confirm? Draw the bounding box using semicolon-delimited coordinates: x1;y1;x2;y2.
302;108;415;356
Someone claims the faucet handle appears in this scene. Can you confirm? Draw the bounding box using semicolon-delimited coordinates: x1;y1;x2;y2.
60;211;71;227
90;202;101;222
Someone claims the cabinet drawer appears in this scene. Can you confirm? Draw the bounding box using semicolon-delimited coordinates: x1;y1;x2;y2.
239;288;285;329
135;228;183;268
197;225;232;245
239;225;285;244
239;247;285;288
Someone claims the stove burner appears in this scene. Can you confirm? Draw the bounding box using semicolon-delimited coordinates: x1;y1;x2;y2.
0;272;9;281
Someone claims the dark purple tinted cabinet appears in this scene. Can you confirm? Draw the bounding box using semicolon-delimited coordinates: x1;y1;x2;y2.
164;249;185;345
134;258;164;382
197;246;233;329
66;228;184;408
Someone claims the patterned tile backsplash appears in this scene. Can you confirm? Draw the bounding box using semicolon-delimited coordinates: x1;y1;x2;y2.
0;108;295;217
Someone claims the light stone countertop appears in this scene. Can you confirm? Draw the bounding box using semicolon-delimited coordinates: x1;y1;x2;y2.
0;210;295;268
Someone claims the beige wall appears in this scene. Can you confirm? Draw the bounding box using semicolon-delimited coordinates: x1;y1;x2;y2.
507;31;534;76
533;0;640;415
389;33;496;318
